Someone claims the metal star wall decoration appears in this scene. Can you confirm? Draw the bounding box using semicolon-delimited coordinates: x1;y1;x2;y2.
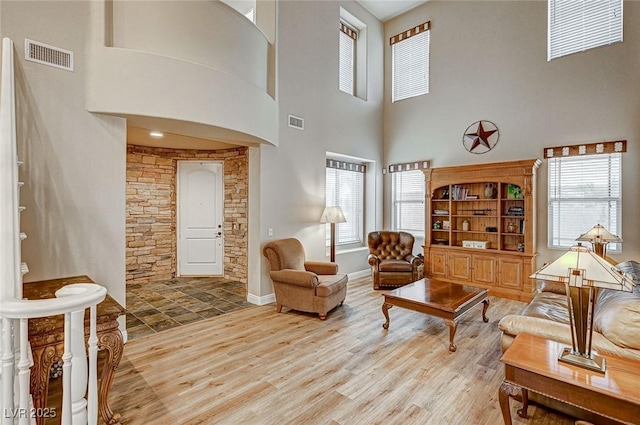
463;120;499;154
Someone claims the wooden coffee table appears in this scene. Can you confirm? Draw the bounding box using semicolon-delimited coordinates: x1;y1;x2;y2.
381;278;489;352
499;333;640;425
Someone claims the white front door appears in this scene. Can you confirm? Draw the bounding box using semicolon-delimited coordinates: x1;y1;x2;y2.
177;161;224;276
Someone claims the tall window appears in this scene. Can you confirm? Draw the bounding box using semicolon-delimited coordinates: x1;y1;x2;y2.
392;170;425;234
548;0;623;61
339;22;357;95
391;21;430;103
548;153;621;252
244;8;254;22
326;160;365;246
220;0;256;24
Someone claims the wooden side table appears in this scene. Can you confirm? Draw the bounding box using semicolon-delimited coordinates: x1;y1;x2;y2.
25;275;125;425
499;333;640;425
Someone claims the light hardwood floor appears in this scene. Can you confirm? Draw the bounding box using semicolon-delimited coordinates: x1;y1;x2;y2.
110;277;574;425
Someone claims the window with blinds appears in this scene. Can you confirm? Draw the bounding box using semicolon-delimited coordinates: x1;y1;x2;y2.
339;22;357;95
326;166;364;246
548;0;623;61
548;153;621;252
391;22;430;103
392;170;425;234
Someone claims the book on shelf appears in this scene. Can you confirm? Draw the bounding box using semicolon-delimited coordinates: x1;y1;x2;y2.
451;185;469;200
506;206;524;216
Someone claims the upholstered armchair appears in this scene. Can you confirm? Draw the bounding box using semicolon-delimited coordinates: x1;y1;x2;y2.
368;231;423;289
262;238;348;320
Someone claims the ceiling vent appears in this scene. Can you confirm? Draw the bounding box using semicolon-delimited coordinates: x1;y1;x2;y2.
24;39;74;72
288;115;304;130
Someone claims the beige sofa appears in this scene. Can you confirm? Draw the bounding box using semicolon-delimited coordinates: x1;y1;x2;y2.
498;260;640;421
262;238;348;320
499;260;640;359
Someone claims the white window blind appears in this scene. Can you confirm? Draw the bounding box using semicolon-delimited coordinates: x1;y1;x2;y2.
548;0;623;61
339;23;356;95
391;25;429;103
548;153;621;252
326;167;364;246
392;170;425;234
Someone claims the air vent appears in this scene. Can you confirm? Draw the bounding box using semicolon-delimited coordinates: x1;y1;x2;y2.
288;115;304;130
25;39;74;71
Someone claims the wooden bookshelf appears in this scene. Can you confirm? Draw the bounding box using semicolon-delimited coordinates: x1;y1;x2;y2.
424;159;541;301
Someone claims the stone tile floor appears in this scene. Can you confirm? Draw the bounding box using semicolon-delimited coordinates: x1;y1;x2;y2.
125;277;251;340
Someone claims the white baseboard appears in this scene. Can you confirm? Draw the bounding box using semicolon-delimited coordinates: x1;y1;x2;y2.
247;292;276;306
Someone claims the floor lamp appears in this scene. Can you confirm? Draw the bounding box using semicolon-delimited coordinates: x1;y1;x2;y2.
320;206;346;263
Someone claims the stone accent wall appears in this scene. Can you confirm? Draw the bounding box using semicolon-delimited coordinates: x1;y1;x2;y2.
126;145;248;284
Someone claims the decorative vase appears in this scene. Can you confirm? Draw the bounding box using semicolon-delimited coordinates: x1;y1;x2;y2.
507;222;516;233
484;183;496;199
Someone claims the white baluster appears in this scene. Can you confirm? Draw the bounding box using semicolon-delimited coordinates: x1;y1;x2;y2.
61;313;72;425
1;37;19;425
69;309;87;425
87;305;98;425
1;318;15;425
17;319;29;425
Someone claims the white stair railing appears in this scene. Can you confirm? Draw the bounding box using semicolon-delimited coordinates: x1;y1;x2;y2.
0;287;106;425
0;33;23;425
0;37;107;425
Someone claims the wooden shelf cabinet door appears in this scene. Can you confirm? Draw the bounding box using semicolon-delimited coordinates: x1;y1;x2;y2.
472;254;497;285
449;252;472;282
429;250;448;278
498;257;523;290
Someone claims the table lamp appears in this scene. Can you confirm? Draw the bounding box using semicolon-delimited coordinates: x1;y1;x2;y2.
320;206;346;262
576;224;622;258
529;244;634;373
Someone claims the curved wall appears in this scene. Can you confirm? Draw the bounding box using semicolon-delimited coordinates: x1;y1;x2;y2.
111;1;268;92
87;0;277;146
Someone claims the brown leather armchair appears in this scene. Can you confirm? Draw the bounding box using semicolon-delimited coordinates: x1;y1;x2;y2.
262;238;348;320
368;231;423;289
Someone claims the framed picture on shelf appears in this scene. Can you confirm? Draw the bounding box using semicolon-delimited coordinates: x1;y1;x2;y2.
443;220;450;230
507;184;523;199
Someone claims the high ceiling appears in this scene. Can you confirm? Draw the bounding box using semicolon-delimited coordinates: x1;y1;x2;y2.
127;0;430;150
221;0;429;23
357;0;428;22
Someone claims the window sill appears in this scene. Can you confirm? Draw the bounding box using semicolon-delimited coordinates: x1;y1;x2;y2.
326;246;368;257
336;246;368;255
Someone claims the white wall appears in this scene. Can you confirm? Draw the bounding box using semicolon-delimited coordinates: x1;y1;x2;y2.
1;1;127;304
384;1;640;266
256;0;385;296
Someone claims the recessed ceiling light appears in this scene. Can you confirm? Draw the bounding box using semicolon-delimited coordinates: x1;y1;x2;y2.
150;131;164;138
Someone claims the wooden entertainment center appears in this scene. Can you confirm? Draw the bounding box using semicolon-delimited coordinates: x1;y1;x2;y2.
423;159;541;301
